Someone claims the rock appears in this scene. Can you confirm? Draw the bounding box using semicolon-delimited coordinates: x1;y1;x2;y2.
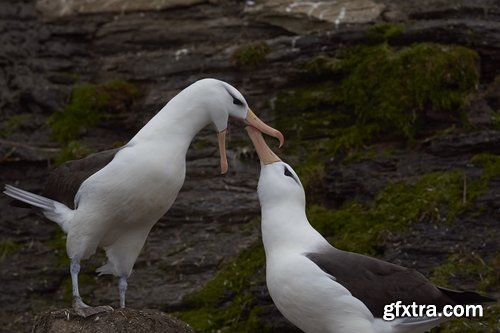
425;130;500;157
32;308;194;333
245;0;385;34
36;0;211;20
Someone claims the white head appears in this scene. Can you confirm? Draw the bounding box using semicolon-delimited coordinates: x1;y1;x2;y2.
246;127;305;209
181;79;284;174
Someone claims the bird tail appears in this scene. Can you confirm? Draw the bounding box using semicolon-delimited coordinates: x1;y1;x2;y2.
4;184;74;233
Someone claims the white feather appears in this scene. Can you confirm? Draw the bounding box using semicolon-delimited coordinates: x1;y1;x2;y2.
4;184;74;233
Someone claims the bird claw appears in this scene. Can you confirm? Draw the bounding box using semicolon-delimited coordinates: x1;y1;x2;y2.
73;297;114;317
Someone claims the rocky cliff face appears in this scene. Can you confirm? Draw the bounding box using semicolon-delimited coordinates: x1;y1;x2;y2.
1;0;499;332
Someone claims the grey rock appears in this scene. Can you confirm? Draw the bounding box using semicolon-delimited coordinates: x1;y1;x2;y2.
36;0;211;20
245;0;385;34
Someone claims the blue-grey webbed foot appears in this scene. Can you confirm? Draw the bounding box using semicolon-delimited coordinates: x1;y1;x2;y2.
73;296;113;317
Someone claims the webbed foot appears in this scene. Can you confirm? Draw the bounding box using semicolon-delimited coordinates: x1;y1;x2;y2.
73;296;113;317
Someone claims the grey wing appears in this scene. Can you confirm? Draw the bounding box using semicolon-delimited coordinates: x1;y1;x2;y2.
43;148;121;209
305;248;454;318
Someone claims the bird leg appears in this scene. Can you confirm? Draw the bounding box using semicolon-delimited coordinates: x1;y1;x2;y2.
118;276;128;308
70;258;113;317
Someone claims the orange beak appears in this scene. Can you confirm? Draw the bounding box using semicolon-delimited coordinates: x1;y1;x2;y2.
245;126;281;165
217;109;284;174
245;109;284;148
218;129;229;174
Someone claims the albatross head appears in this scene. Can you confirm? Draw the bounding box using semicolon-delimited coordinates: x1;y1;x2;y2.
245;126;305;208
190;79;284;174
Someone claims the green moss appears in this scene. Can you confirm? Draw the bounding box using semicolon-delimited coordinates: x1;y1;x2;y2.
302;56;341;79
177;241;268;333
337;43;478;138
232;43;270;68
492;112;500;128
274;43;479;188
49;84;106;143
431;304;500;333
46;228;69;267
54;140;94;166
430;252;500;333
365;22;405;43
471;153;500;188
432;252;500;292
0;238;21;262
308;170;467;255
49;80;138;144
0;114;30;137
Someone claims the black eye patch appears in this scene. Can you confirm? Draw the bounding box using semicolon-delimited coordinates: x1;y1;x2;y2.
284;166;300;185
233;98;244;106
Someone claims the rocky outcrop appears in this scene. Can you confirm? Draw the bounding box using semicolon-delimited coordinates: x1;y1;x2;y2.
32;308;194;333
36;0;212;20
245;0;385;34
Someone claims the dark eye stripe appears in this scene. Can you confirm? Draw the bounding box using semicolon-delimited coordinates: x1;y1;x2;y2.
233;98;244;106
284;166;301;185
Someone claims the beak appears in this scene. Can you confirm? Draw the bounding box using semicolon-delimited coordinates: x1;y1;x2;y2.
218;129;229;174
245;109;284;148
245;126;281;165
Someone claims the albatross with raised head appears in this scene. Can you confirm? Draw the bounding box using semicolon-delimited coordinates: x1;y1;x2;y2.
246;126;495;333
3;78;284;317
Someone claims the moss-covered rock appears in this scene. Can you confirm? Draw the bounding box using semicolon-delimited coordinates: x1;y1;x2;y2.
53;140;94;166
274;42;479;190
0;238;21;262
0;114;30;137
308;169;468;255
48;79;138;164
49;80;139;144
177;241;268;333
364;22;405;44
431;304;500;333
276;42;479;146
430;251;500;333
337;43;478;138
232;42;270;69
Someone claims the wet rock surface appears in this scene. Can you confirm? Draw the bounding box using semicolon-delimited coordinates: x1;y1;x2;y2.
1;0;500;332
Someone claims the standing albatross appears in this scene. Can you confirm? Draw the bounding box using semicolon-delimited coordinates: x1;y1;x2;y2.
246;126;495;333
3;78;284;317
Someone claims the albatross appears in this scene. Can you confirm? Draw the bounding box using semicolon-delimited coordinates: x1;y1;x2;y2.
3;78;284;317
246;126;495;333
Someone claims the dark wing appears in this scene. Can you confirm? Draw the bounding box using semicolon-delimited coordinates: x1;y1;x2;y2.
43;148;121;209
437;287;495;305
305;248;492;318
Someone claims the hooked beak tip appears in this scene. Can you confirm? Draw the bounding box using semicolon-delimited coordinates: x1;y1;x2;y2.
245;109;285;148
277;131;285;148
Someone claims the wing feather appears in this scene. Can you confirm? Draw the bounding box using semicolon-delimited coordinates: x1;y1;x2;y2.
305;248;493;318
43;148;121;208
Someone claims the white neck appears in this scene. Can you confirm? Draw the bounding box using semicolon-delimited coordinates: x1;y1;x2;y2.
261;203;328;255
129;91;212;153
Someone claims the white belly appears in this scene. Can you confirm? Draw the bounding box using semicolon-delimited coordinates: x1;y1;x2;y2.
266;252;376;333
68;144;186;253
